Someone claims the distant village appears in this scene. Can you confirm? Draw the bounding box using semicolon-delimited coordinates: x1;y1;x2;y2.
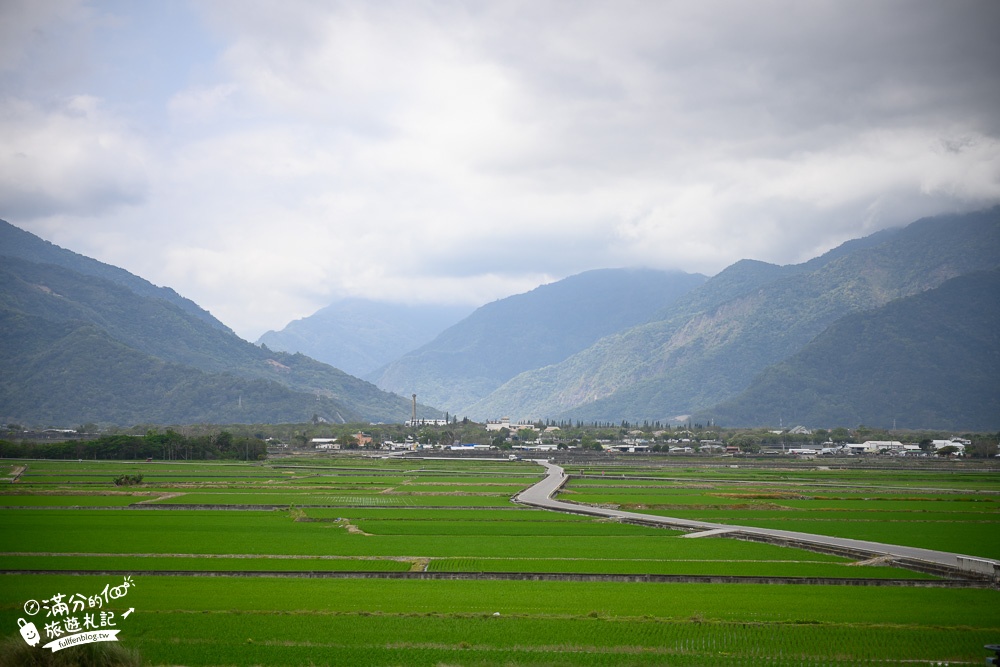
276;416;975;458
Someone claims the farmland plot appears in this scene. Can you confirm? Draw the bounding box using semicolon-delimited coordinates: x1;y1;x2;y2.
0;575;995;666
0;456;997;666
559;465;1000;559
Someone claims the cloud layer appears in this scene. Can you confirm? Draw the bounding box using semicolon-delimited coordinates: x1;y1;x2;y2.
3;0;999;339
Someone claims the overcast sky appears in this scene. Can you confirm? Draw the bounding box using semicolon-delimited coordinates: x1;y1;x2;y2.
3;1;999;340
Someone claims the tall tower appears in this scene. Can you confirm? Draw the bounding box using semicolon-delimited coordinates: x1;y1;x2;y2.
411;394;417;424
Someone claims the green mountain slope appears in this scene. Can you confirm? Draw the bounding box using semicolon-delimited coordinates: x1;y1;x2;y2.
0;224;425;426
471;208;1000;423
0;220;229;332
258;299;473;378
0;310;365;426
371;268;707;414
704;270;1000;431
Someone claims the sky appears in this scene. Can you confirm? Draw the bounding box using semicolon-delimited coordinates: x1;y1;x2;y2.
2;1;999;341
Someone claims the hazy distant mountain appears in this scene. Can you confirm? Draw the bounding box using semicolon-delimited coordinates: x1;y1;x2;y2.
257;299;473;378
470;208;1000;424
370;268;707;414
704;269;1000;431
0;220;432;426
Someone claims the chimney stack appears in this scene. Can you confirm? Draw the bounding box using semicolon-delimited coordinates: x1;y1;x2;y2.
411;394;417;424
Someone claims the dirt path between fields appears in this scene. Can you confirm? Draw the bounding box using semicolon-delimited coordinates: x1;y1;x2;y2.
0;568;988;587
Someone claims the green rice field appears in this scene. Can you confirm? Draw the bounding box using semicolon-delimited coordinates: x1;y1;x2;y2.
558;464;1000;559
1;455;997;665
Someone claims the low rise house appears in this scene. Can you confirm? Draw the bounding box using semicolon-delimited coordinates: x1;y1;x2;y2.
931;439;968;455
311;438;340;450
486;417;513;432
864;440;904;453
486;417;539;433
404;418;450;427
383;440;417;451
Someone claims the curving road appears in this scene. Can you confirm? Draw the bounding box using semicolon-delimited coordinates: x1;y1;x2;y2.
514;460;999;580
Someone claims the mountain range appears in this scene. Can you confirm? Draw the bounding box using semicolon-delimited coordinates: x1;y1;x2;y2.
466;208;999;426
0;221;435;426
368;268;708;413
2;206;998;430
257;299;473;378
703;268;1000;431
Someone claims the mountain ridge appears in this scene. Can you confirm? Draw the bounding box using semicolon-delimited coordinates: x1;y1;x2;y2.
703;269;1000;430
0;221;230;333
468;208;1000;423
258;298;473;378
370;268;708;413
0;220;432;426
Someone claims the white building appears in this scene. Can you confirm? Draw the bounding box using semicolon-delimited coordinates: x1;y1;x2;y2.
862;440;904;453
311;438;340;450
382;440;417;451
486;417;538;433
931;439;967;455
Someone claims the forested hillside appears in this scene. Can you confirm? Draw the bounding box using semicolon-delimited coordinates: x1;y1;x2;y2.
0;220;229;331
0;221;430;426
469;208;1000;424
371;268;707;414
704;269;1000;431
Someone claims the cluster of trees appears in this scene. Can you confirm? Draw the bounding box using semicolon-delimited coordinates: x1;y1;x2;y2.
113;473;143;486
0;429;267;461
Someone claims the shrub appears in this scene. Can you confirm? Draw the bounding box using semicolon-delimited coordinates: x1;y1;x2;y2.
0;635;143;667
112;474;143;487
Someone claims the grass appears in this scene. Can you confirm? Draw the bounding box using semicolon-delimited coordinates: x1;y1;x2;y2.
347;518;677;536
0;576;996;665
424;557;936;578
0;494;143;506
1;456;998;665
1;509;876;562
0;574;994;621
0;555;415;572
559;466;1000;559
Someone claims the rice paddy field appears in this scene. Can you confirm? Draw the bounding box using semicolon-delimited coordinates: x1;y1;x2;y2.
559;462;1000;560
1;455;998;665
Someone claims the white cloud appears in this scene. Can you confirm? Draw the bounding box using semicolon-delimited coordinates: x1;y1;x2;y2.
0;96;149;219
168;83;238;123
0;0;86;73
3;0;999;340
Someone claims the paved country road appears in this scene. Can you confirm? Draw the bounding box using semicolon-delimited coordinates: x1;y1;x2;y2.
514;460;1000;581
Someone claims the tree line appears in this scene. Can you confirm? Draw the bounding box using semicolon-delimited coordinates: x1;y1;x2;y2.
0;430;267;461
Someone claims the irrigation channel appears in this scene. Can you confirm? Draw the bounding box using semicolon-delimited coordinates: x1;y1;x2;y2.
514;459;1000;584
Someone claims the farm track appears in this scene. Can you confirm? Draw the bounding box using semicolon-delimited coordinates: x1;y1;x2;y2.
572;474;1000;495
0;568;989;587
0;504;521;510
0;551;863;564
1;551;415;560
